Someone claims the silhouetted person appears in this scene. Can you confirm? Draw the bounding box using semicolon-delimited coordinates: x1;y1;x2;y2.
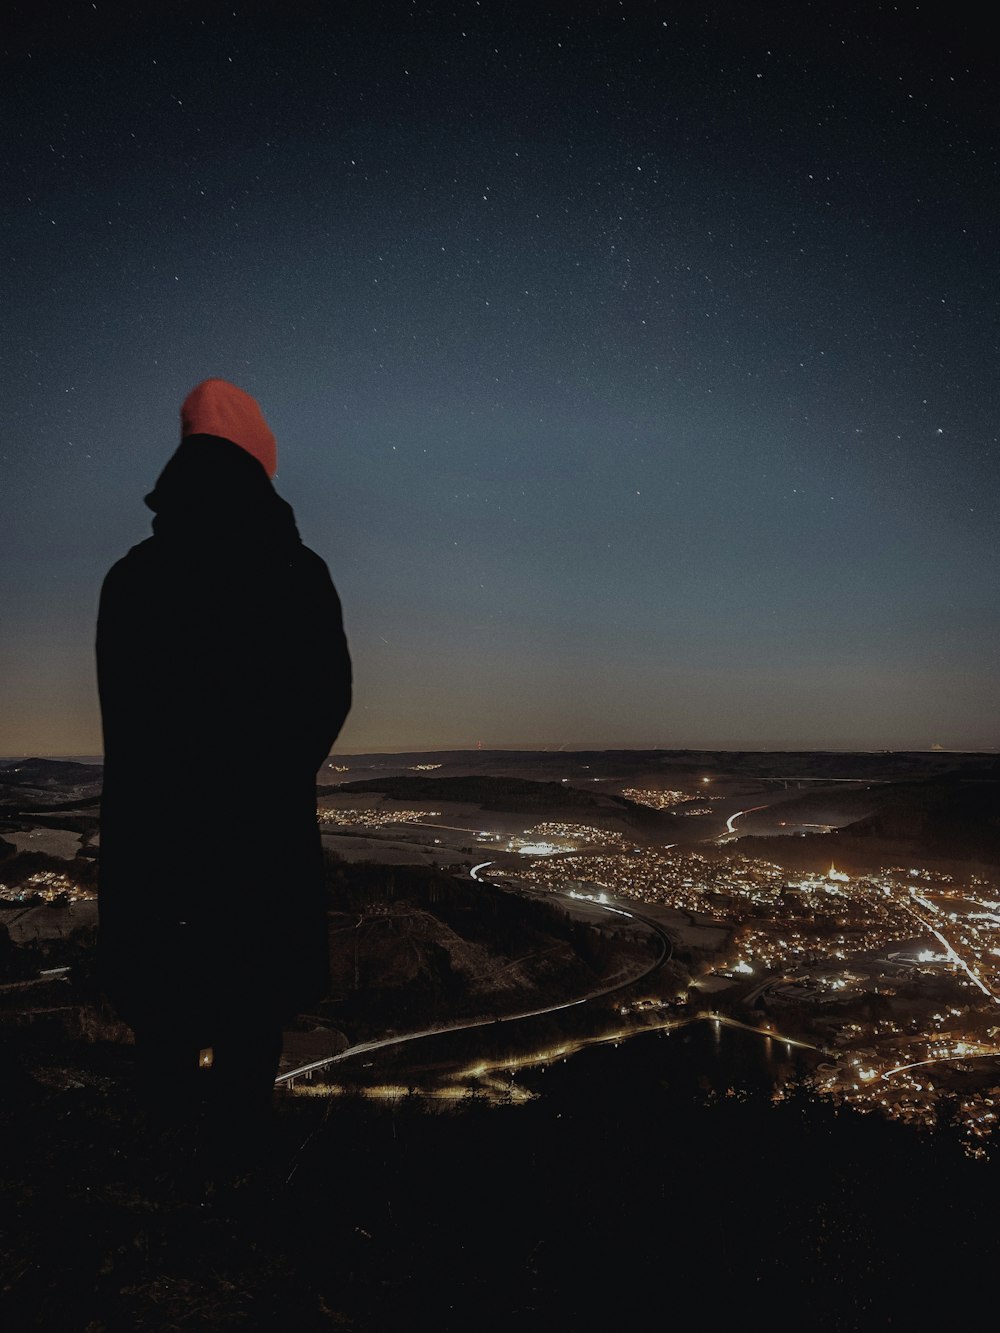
96;378;351;1173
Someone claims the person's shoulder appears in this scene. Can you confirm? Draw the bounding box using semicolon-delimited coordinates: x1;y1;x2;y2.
101;538;158;587
286;545;345;608
296;543;332;572
290;543;338;582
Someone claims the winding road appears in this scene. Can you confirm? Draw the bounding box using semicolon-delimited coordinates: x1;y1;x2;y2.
275;862;674;1087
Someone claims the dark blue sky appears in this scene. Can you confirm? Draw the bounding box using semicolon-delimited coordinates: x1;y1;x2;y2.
3;1;998;755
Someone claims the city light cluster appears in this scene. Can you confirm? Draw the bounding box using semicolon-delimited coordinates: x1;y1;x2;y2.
0;869;90;903
318;808;441;828
621;788;702;810
475;822;630;857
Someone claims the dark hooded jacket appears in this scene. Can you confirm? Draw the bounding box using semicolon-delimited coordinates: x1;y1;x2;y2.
96;434;351;1041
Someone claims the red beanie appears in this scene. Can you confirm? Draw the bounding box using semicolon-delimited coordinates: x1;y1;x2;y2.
180;379;278;479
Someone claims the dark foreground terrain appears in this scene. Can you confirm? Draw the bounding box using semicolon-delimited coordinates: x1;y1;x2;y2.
2;1011;999;1333
4;752;1000;1329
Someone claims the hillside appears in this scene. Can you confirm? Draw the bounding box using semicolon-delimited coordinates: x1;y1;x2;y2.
331;773;675;837
735;776;1000;871
329;747;1000;784
0;758;103;811
318;855;668;1045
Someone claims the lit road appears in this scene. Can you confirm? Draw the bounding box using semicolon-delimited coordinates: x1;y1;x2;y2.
276;863;674;1088
899;890;999;1001
882;1048;1000;1081
0;968;71;993
722;805;768;837
277;989;624;1088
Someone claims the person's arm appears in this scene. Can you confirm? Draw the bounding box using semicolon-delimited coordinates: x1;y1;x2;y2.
95;556;142;763
309;558;353;768
282;551;352;773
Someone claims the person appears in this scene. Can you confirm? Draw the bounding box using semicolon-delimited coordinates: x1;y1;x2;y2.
95;378;351;1165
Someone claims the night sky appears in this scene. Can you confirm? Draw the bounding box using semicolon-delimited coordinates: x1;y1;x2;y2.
3;1;998;757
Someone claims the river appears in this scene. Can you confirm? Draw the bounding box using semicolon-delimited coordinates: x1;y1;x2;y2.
319;1010;822;1106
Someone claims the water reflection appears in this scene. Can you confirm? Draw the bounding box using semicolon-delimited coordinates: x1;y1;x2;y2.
294;1013;823;1108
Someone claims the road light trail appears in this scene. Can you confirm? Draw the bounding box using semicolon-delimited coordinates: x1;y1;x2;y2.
882;1049;1000;1080
724;805;767;836
903;891;998;1000
277;866;671;1087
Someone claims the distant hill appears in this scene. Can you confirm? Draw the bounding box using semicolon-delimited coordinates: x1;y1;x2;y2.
0;758;103;812
0;758;103;789
329;748;1000;785
319;856;670;1043
331;773;674;836
736;776;1000;871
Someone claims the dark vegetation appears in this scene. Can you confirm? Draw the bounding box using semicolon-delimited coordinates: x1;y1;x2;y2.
738;776;1000;871
0;758;103;812
319;856;662;1044
336;773;635;809
0;920;98;984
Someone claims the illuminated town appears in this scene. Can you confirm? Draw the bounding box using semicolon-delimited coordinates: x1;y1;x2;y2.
305;782;1000;1157
318;807;442;829
474;821;632;856
477;844;1000;1157
620;787;697;809
0;868;89;904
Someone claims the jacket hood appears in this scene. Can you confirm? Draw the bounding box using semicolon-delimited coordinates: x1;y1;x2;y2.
180;379;278;479
144;435;301;550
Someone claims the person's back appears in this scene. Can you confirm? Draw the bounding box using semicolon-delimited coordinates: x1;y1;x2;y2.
96;379;351;1155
